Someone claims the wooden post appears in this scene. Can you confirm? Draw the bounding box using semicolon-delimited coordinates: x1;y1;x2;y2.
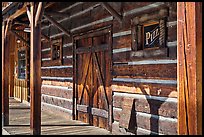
177;2;202;135
2;20;10;126
29;2;43;135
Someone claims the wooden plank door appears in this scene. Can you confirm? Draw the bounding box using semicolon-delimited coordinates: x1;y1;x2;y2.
74;27;112;130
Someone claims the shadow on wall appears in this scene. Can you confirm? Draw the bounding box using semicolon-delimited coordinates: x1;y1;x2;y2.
118;85;175;135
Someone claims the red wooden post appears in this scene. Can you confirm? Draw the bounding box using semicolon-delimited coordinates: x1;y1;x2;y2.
2;20;10;126
29;2;43;135
177;2;202;135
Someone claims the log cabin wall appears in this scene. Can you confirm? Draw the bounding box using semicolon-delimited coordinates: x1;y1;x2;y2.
40;2;177;134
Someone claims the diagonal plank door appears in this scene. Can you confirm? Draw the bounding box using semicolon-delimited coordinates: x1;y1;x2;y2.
74;28;112;130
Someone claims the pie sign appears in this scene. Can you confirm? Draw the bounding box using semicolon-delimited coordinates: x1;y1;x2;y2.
144;23;160;49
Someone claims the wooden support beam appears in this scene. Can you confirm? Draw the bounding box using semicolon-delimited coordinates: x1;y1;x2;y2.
30;2;42;135
4;19;10;38
43;14;71;37
41;32;50;42
10;30;29;45
177;2;202;135
26;5;31;24
2;20;10;126
35;2;45;27
100;2;122;23
44;10;70;17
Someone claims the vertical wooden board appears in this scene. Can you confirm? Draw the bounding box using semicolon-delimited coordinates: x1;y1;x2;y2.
16;80;19;98
98;51;105;129
2;21;10;125
92;50;99;127
177;2;202;135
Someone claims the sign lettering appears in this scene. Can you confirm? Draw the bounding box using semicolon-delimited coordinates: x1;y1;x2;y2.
144;23;160;48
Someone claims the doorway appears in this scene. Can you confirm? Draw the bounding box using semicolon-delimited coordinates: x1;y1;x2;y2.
73;26;112;131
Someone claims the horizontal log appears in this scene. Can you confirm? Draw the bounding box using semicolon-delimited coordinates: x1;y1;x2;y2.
113;34;131;49
113;47;131;54
113;63;177;80
41;40;51;49
42;80;73;87
113;108;177;135
113;78;177;85
41;76;73;82
113;94;177;118
41;51;50;58
41;65;73;69
41;85;73;99
41;102;72;117
111;83;177;98
42;94;73;110
42;60;62;67
112;121;160;135
123;2;165;17
63;46;73;56
41;67;73;77
113;51;131;62
130;48;168;59
63;58;73;66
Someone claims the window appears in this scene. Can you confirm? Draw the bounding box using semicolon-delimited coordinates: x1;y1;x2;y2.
131;8;168;58
51;37;62;64
18;50;26;79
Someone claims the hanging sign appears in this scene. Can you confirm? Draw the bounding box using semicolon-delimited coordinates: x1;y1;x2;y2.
144;23;160;49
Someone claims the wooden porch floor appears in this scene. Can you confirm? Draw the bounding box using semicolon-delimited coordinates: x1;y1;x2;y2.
2;98;112;135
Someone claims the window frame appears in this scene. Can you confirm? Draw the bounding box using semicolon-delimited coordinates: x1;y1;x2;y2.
131;8;169;58
17;49;26;79
51;37;63;65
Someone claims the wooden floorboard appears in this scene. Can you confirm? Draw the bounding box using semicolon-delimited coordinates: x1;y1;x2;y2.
2;98;111;135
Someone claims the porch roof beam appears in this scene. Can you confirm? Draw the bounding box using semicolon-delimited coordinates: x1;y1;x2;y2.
41;32;50;42
35;2;45;27
44;11;70;17
43;13;71;37
100;2;122;23
9;29;29;45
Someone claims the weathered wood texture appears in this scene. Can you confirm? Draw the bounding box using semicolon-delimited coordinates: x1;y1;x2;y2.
112;92;177;135
74;29;112;130
177;2;202;135
39;2;178;135
30;3;42;135
2;21;10;126
9;34;15;98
